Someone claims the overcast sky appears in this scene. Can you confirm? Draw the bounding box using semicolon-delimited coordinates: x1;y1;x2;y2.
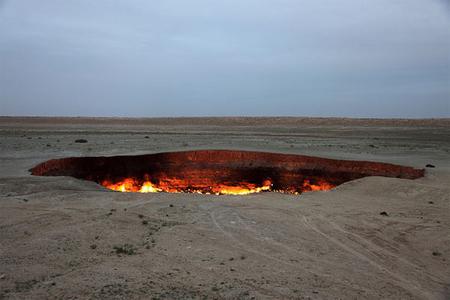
0;0;449;118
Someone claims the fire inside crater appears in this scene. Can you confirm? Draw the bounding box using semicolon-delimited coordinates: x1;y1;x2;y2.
30;150;424;195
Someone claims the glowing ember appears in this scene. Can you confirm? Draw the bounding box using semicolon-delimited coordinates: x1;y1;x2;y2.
100;176;333;195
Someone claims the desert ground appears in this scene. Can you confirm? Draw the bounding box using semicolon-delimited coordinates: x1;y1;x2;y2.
0;117;449;300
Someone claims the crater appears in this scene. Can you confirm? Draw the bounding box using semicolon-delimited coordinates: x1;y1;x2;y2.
30;150;424;195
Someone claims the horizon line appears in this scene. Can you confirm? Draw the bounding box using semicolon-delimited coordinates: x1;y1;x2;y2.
1;115;449;121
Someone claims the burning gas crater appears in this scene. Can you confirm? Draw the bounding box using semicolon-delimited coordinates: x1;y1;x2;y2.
30;150;424;196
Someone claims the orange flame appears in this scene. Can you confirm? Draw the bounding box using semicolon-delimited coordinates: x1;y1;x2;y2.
302;179;335;192
100;177;334;195
211;179;272;195
101;177;273;195
101;178;162;193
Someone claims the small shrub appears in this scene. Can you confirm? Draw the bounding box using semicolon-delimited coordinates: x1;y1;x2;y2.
113;244;137;255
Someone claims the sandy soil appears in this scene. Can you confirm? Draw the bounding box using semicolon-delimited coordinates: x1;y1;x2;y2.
0;117;449;299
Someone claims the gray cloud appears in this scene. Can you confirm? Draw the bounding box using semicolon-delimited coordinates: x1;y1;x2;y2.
0;0;449;117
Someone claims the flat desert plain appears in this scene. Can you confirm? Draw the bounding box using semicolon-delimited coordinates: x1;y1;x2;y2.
0;117;449;300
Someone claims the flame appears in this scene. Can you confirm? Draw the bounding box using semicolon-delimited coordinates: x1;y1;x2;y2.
211;179;272;195
100;177;334;195
302;179;335;192
101;178;162;193
139;181;163;193
101;177;273;195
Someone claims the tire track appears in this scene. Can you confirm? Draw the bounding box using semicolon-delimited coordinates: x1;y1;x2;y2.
302;215;435;299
